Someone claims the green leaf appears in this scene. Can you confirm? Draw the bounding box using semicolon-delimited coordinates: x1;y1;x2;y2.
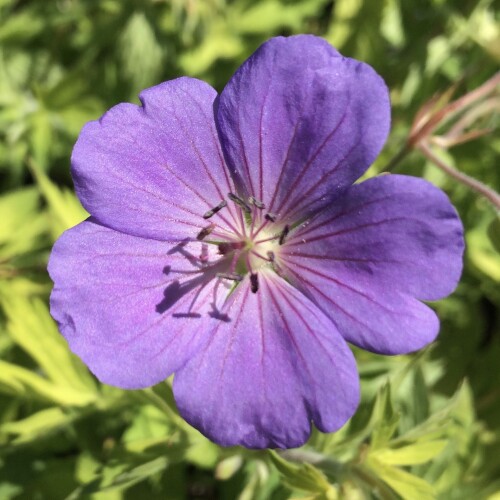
232;0;327;34
0;360;96;406
0;187;47;260
68;457;169;498
179;24;244;75
29;159;88;238
0;407;71;445
380;0;405;47
4;296;97;394
30;109;52;169
487;216;500;253
370;382;400;449
367;457;435;500
269;450;337;498
371;440;447;465
215;455;244;480
119;12;164;91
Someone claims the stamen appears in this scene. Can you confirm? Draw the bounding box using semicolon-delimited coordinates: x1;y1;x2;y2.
199;243;209;263
228;193;251;213
216;272;244;282
250;249;273;262
203;200;227;219
279;225;290;245
250;273;259;293
196;223;215;241
265;213;277;222
248;196;266;209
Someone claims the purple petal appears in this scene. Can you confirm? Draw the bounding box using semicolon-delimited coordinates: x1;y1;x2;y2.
279;175;464;355
173;271;359;449
216;35;390;222
72;78;239;241
48;219;229;388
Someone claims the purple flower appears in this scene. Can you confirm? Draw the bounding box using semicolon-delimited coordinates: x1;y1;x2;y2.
48;35;464;449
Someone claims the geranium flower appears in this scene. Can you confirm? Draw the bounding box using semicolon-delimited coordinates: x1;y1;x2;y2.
48;35;464;449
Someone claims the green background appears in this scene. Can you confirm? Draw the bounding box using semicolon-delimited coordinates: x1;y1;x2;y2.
0;0;499;498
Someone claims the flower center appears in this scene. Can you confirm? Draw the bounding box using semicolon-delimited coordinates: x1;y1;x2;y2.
197;193;289;293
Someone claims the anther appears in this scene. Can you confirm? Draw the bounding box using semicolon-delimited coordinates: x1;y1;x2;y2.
279;225;290;245
196;223;215;241
228;193;251;213
216;272;244;282
218;241;245;255
265;213;277;222
248;196;266;210
203;200;227;219
250;273;259;293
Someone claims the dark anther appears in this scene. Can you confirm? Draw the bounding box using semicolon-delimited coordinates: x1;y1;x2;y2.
196;223;215;241
265;213;277;222
267;251;275;262
218;243;232;255
203;200;227;219
216;272;244;282
250;273;259;293
218;241;245;255
228;193;251;213
279;225;290;245
248;196;266;209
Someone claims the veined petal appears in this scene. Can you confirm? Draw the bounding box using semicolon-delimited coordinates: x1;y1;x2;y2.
280;175;464;355
216;35;390;222
72;78;239;241
48;219;231;388
173;271;359;449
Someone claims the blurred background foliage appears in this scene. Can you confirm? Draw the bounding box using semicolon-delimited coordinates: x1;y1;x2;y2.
0;0;499;498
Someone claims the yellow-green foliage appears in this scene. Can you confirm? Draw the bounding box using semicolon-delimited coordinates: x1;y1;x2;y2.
0;0;499;498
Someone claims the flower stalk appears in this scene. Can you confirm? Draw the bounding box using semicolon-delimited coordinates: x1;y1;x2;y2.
387;72;500;211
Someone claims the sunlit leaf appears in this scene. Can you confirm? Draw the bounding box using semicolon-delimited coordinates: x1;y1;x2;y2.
4;296;97;393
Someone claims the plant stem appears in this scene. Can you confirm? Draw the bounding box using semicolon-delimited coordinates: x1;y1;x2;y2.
383;144;411;172
419;142;500;211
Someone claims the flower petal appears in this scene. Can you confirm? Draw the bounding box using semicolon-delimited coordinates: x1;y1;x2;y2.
72;78;239;241
48;219;231;388
173;271;359;449
216;35;390;221
279;175;464;355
